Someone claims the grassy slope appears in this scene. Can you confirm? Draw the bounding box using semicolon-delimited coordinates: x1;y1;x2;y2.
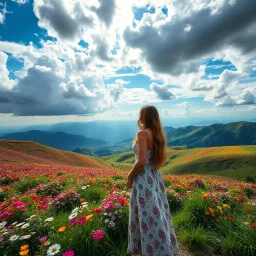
0;139;112;169
100;145;256;180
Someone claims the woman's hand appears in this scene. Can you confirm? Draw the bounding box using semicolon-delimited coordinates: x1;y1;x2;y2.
126;173;133;188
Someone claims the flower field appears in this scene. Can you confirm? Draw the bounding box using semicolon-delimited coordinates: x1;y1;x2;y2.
0;162;255;256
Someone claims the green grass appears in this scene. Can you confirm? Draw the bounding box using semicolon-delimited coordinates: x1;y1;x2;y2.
98;145;256;181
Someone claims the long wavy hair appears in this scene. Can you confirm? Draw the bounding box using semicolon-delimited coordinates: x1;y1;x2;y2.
133;105;167;171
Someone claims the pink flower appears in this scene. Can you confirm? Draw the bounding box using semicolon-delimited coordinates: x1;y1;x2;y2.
78;216;86;225
92;230;104;242
39;236;48;243
62;250;75;256
69;218;77;227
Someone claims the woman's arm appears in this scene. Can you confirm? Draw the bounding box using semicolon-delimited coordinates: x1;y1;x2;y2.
128;130;147;177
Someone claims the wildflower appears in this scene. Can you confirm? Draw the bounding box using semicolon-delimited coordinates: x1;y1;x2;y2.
202;193;208;200
205;211;210;215
20;249;29;255
21;223;30;229
19;235;31;240
92;207;102;214
69;212;78;220
62;250;75;256
9;234;19;241
216;238;221;243
81;202;88;208
78;216;87;225
47;244;61;255
92;230;104;242
69;218;77;227
45;217;54;222
86;214;93;222
0;221;7;229
228;216;233;221
72;207;79;213
16;222;25;227
58;226;66;233
20;244;29;251
39;236;48;243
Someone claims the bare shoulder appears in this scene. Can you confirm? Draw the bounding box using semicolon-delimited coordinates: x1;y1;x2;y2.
137;129;147;138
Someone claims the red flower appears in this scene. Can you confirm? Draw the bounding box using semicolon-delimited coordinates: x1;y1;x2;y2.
92;207;102;214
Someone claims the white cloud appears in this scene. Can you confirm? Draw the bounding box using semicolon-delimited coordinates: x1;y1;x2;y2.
11;0;29;4
176;101;191;115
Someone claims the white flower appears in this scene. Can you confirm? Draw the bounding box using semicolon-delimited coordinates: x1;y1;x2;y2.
72;207;79;213
45;217;54;222
81;202;88;208
103;212;108;215
21;223;30;229
47;244;61;255
119;209;122;213
11;221;18;226
111;216;116;220
0;221;7;229
16;222;25;227
81;186;87;190
105;219;109;223
9;235;19;241
19;235;31;240
68;212;78;220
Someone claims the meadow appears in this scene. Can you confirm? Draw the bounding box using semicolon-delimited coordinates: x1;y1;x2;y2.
0;162;255;256
101;145;256;182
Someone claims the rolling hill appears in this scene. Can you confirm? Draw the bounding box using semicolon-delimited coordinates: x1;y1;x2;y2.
0;130;108;151
0;139;112;169
100;145;256;181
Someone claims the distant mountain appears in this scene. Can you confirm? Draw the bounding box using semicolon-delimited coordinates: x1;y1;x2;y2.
0;139;110;168
41;121;137;143
167;121;256;147
0;130;108;151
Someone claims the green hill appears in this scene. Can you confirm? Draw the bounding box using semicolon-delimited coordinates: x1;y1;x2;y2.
100;145;256;181
167;121;256;147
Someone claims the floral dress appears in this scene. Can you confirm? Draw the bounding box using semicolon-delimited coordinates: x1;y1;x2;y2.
127;141;181;256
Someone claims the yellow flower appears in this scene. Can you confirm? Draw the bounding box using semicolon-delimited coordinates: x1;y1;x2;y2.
217;206;222;211
20;245;29;251
86;214;93;222
58;226;66;232
223;204;230;208
19;249;30;256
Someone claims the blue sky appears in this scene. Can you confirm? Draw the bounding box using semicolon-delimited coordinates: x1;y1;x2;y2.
0;0;256;127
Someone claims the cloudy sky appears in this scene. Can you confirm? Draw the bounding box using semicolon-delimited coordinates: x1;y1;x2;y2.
0;0;256;127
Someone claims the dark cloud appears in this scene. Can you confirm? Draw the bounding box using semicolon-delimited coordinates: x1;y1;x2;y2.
124;0;256;75
34;0;92;40
91;0;116;27
150;82;176;100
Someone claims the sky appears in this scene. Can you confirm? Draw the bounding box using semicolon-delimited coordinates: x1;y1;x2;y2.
0;0;256;127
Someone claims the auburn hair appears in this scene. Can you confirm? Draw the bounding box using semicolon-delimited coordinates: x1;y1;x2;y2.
133;105;167;171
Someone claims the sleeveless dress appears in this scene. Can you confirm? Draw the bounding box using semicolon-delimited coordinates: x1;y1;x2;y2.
127;130;181;256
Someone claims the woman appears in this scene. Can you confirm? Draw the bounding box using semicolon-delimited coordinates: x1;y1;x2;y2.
126;105;180;256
